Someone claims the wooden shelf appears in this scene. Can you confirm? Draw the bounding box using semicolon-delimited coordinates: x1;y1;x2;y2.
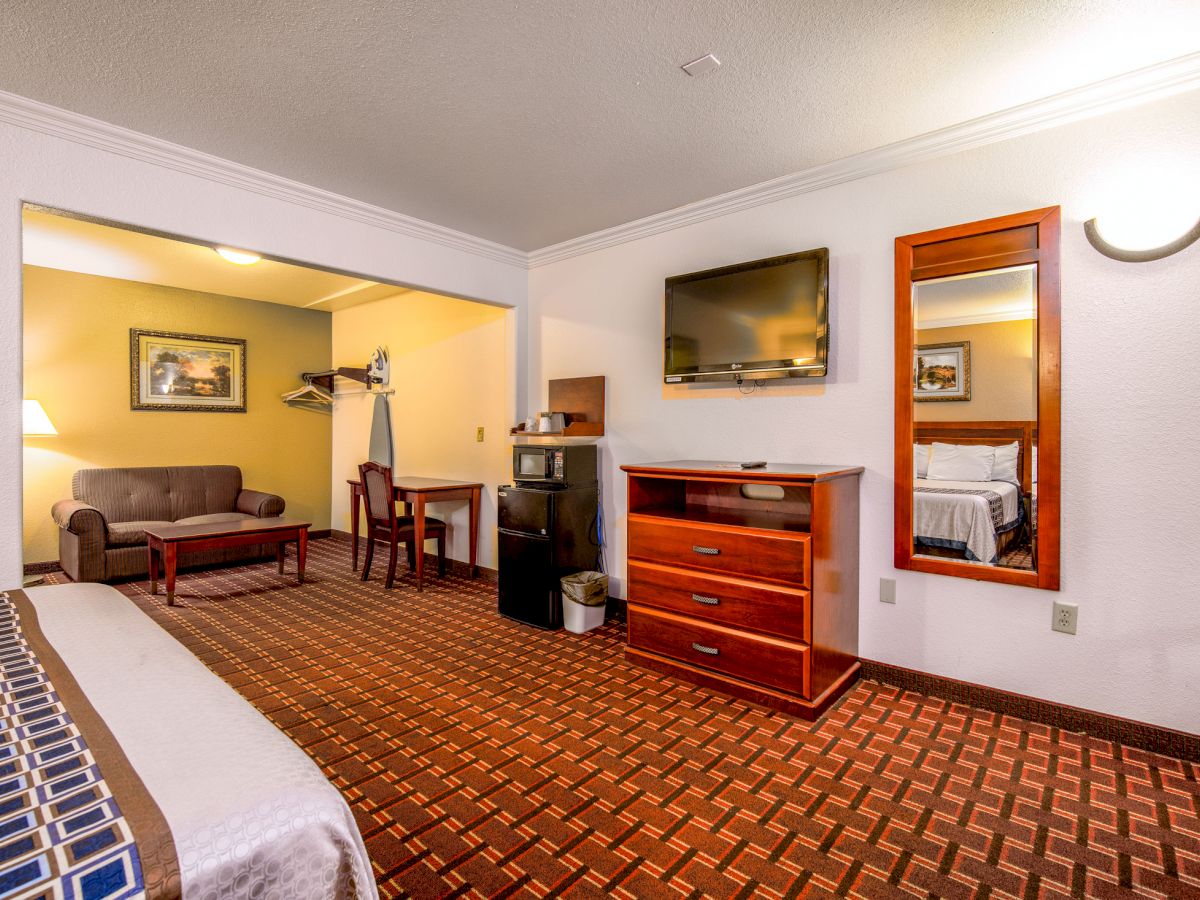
512;375;605;438
630;505;812;534
509;421;604;437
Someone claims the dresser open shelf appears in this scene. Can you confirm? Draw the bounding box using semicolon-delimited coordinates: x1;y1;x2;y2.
621;461;862;719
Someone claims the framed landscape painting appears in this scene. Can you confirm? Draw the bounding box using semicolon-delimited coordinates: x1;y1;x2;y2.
914;341;971;402
130;329;246;412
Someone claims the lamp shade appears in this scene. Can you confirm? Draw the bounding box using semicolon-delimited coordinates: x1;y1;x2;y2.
22;399;57;436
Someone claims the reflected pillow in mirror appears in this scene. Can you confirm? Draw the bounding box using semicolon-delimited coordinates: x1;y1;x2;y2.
926;442;995;482
914;444;930;478
991;441;1020;485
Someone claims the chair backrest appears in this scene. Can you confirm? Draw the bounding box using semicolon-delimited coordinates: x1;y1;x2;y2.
359;461;396;529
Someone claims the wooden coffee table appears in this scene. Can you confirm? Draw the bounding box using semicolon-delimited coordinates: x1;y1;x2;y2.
145;517;311;606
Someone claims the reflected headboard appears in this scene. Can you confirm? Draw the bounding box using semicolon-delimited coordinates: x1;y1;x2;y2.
914;420;1036;495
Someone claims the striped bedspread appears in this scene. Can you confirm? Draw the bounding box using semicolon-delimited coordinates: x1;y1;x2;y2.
915;484;1006;529
1;585;376;900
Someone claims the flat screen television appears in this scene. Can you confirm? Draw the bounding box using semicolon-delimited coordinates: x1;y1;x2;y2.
664;248;829;383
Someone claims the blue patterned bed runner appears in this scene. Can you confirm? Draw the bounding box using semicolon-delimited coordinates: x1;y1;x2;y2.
0;591;147;900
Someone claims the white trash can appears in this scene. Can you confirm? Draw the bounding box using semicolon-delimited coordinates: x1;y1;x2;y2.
560;571;609;634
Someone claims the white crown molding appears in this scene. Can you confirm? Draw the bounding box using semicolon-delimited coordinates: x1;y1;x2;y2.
529;51;1200;268
917;309;1036;330
0;89;528;269
4;50;1198;274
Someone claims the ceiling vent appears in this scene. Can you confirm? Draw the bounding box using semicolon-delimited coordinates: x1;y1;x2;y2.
681;54;721;77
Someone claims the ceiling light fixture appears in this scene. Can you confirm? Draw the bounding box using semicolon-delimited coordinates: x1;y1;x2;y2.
681;54;721;77
214;246;262;265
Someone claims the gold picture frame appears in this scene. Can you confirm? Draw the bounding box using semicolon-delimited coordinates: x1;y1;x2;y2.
130;329;247;412
914;341;971;402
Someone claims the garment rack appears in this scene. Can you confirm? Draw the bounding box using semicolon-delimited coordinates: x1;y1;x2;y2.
283;346;392;407
333;388;395;398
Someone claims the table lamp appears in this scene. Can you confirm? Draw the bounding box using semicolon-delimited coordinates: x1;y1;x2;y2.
23;400;57;436
22;399;57;586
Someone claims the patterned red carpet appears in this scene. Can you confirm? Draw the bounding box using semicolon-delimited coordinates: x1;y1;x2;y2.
48;539;1200;898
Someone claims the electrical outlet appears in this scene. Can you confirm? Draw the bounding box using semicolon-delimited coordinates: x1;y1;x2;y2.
476;426;484;442
879;578;896;604
1051;601;1078;635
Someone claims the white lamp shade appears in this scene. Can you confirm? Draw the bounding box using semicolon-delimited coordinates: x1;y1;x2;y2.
22;399;57;435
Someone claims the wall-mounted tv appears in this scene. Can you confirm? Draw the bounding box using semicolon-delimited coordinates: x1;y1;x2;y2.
664;248;829;383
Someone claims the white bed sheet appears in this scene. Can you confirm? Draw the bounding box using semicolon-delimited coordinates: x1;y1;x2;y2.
23;582;377;900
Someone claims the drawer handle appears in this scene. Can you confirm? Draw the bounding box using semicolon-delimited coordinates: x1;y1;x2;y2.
691;642;720;656
691;545;721;556
692;594;720;606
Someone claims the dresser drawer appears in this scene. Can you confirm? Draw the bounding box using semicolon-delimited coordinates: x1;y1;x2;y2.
628;516;810;586
628;605;810;696
627;560;811;643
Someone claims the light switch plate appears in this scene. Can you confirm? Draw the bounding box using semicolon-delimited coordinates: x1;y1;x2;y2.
879;578;896;604
476;426;484;442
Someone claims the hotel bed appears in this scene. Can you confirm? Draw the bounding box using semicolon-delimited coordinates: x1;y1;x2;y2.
0;582;376;900
912;421;1035;566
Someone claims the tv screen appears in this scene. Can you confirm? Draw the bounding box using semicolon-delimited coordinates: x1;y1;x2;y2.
664;248;829;382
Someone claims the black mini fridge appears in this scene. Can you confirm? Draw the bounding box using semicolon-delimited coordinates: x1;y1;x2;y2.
497;484;598;629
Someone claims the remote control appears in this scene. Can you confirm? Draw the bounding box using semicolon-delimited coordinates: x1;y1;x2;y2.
739;460;768;469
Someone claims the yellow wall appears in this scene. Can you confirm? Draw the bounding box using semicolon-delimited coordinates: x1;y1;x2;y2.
22;266;331;563
331;291;509;570
915;319;1035;422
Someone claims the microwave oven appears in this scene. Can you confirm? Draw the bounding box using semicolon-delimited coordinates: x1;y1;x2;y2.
512;444;597;486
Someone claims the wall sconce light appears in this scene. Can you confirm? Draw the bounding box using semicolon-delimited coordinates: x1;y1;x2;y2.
1084;215;1200;262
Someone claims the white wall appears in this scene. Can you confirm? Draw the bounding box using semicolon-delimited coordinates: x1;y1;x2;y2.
330;291;510;570
0;116;528;583
528;90;1200;733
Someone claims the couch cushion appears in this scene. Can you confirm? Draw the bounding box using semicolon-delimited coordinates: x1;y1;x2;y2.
106;520;175;547
173;512;257;528
167;466;243;520
75;468;173;524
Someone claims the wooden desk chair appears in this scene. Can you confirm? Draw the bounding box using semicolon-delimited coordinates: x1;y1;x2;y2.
358;461;447;589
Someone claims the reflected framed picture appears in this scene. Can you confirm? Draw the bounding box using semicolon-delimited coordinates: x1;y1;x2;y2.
914;341;970;402
130;329;246;412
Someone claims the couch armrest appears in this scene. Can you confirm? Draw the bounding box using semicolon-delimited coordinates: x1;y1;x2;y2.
51;499;107;536
237;489;285;518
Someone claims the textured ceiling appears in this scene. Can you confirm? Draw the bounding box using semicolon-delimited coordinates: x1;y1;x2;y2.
2;1;1198;251
915;267;1036;329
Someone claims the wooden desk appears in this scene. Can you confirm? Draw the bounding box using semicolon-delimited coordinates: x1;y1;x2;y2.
347;476;483;591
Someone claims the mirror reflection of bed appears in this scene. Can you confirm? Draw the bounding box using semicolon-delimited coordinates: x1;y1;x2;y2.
911;265;1037;571
912;422;1036;570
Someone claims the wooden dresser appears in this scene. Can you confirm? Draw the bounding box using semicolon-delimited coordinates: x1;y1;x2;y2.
621;461;862;719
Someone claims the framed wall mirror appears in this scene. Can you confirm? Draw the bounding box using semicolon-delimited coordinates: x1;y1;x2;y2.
895;207;1060;590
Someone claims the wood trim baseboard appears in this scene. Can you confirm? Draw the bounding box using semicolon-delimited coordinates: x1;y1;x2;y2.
23;560;61;576
860;658;1200;762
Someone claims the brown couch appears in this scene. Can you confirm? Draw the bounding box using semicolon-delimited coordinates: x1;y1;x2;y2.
51;465;286;583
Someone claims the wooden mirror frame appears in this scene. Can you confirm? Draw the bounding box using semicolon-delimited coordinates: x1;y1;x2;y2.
894;207;1061;590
